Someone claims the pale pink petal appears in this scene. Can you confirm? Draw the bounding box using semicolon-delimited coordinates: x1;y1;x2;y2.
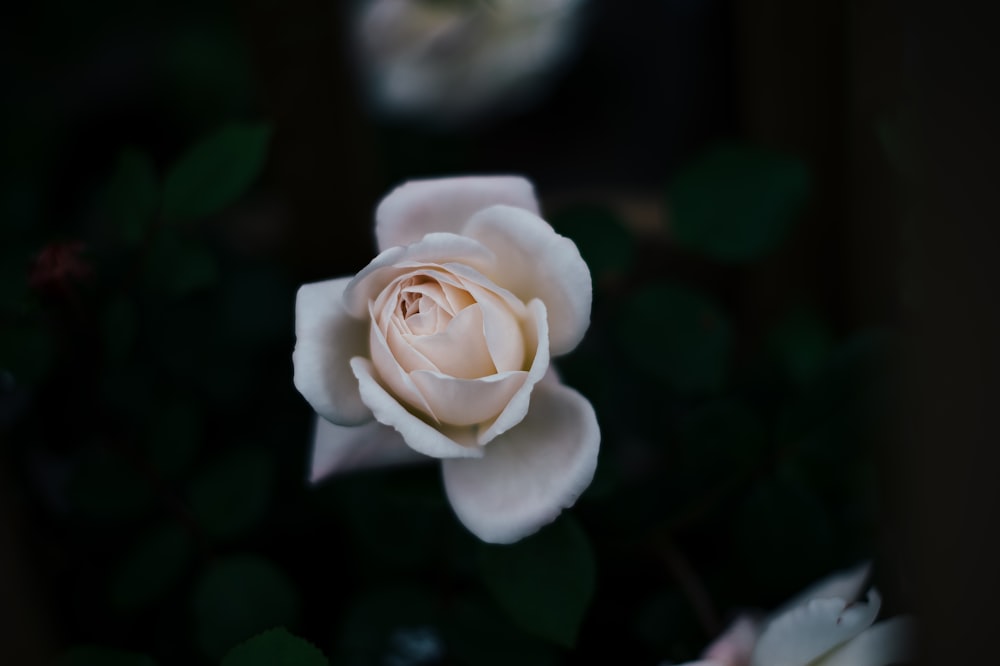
815;616;915;666
369;300;439;419
441;379;599;543
343;233;494;317
476;298;549;445
702;615;762;666
410;370;528;426
351;357;483;459
375;176;539;251
310;416;427;482
293;278;372;426
404;304;496;378
462;205;591;355
750;589;882;666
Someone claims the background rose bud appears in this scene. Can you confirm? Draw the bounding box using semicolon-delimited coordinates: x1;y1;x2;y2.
293;176;599;543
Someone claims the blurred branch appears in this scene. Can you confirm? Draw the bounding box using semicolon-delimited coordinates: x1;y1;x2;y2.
653;534;720;639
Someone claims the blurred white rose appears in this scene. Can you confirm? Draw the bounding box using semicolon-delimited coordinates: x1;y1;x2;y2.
352;0;586;123
677;563;914;666
293;176;599;543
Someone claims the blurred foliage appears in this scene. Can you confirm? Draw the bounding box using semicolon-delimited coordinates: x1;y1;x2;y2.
0;2;897;665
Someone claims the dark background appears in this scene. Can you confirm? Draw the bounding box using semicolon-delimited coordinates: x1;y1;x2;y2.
2;0;998;663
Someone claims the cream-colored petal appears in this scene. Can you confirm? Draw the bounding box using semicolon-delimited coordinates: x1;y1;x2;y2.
351;357;482;459
813;616;915;666
385;318;440;374
702;615;761;666
750;589;882;666
462;204;591;355
293;278;372;426
406;304;496;379
343;232;494;317
310;416;427;482
477;298;549;445
374;176;539;251
369;301;439;419
410;370;528;426
780;562;871;616
441;380;599;543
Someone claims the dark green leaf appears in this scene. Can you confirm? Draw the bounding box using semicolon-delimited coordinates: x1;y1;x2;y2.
192;555;299;660
0;322;54;387
144;229;218;297
679;399;766;476
144;399;202;477
221;628;328;666
188;448;272;540
442;598;558;666
162;123;270;221
69;449;152;523
550;206;634;280
769;309;834;386
670;143;810;262
618;282;732;393
110;524;194;611
478;516;596;647
103;296;137;365
105;148;158;245
334;585;443;666
59;646;156;666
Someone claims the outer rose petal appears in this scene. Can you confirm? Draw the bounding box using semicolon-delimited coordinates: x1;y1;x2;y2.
462;205;591;355
814;616;915;666
780;562;871;616
750;589;882;666
310;416;427;483
702;616;761;666
375;176;540;250
350;357;483;459
293;278;372;426
441;379;599;543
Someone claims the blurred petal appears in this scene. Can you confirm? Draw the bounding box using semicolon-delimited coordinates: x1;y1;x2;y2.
293;278;372;426
462;205;591;355
476;298;549;445
702;615;761;666
309;416;427;482
375;176;539;250
410;370;527;426
441;380;599;543
351;357;483;459
815;616;916;666
750;589;882;666
781;562;872;615
344;233;494;317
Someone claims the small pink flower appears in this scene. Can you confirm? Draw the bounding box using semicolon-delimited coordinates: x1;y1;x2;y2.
293;176;599;543
678;564;915;666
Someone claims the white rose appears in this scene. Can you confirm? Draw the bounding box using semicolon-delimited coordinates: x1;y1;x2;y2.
353;0;585;123
293;176;599;543
678;563;915;666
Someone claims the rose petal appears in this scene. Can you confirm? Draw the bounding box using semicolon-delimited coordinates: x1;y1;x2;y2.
750;589;882;666
410;370;528;426
375;176;540;251
462;204;591;355
781;562;871;614
441;379;599;543
814;616;915;666
310;416;427;482
405;303;496;378
369;300;440;419
702;615;761;666
344;233;495;317
351;357;483;459
293;278;372;426
476;298;549;445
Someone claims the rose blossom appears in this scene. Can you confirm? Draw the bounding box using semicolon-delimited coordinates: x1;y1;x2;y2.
677;563;914;666
293;176;599;543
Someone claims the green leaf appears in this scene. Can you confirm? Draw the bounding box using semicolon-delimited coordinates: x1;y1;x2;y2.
110;523;194;611
618;282;732;393
442;598;558;666
670;143;810;262
144;399;202;477
334;585;443;666
188;448;272;540
162;123;271;221
678;399;766;476
550;206;634;280
103;296;137;365
222;628;328;666
69;449;152;523
478;516;596;648
144;229;218;297
769;309;834;385
193;555;299;660
59;646;156;666
105;148;158;245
